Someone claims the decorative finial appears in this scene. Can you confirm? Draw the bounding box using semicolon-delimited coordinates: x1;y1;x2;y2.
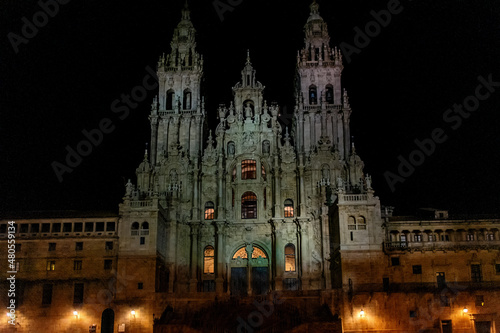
246;49;251;64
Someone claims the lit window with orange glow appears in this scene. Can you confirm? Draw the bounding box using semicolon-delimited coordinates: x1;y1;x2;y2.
204;201;215;220
241;192;257;219
204;246;215;274
284;199;294;218
241;160;257;179
232;247;248;259
285;244;296;272
252;247;267;258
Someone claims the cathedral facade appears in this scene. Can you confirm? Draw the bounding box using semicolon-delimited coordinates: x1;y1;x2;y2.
2;2;500;333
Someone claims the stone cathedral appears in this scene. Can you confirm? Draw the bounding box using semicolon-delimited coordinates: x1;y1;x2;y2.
119;0;379;300
3;2;500;333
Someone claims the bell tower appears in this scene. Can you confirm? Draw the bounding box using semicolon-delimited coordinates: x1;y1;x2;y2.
150;1;205;166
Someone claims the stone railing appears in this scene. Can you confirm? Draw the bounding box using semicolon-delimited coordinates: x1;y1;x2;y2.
130;200;153;208
383;240;500;252
339;194;368;203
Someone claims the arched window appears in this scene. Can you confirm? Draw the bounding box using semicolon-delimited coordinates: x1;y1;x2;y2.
131;222;139;236
166;90;174;110
325;84;334;104
204;246;215;274
309;85;317;105
241;191;257;219
348;216;356;230
261;164;266;181
241;160;257;179
262;140;270;154
358;216;366;230
284;199;294;218
252;247;267;258
233;247;248;259
140;222;149;235
183;89;192;110
204;202;215;220
232;166;236;182
285;244;296;272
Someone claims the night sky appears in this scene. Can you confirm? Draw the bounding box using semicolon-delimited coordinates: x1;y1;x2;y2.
1;0;500;216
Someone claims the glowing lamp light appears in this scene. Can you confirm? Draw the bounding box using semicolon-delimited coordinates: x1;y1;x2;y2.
131;310;136;316
73;310;78;316
359;309;365;317
463;307;468;313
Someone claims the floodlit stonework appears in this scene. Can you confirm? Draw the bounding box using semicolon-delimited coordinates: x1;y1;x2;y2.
1;2;500;333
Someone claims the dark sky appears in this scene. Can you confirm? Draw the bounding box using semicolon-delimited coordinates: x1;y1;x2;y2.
1;0;500;216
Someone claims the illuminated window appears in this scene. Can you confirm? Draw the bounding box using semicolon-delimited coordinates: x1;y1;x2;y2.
131;222;139;235
241;192;257;219
466;233;474;241
46;261;55;271
241;160;257;179
233;247;248;259
285;244;296;272
74;260;82;271
204;202;215;220
414;234;422;242
284;199;294;218
486;233;494;241
252;247;267;258
204;246;215;274
140;222;149;235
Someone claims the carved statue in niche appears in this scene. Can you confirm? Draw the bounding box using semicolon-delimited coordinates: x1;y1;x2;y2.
227;142;235;155
262;140;270;154
244;103;253;118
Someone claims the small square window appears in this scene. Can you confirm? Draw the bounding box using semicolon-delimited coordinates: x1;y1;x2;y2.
63;223;72;232
75;242;83;251
106;222;115;231
413;265;422;274
30;224;39;233
46;261;55;271
138;282;143;290
475;295;484;307
391;257;400;266
104;260;112;270
409;310;417;318
48;243;56;251
52;223;61;232
74;260;82;271
105;242;113;250
140;237;145;245
41;223;50;232
74;223;83;232
96;222;105;232
20;224;29;233
85;222;94;232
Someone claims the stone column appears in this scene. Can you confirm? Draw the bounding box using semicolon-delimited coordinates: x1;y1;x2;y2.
273;220;284;290
246;243;254;295
189;223;199;292
343;110;351;158
150;116;158;166
299;221;311;290
336;112;344;158
274;157;282;218
215;222;225;294
298;161;306;218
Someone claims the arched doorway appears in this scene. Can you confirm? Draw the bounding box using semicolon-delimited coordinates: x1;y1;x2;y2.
230;244;269;296
101;308;114;333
